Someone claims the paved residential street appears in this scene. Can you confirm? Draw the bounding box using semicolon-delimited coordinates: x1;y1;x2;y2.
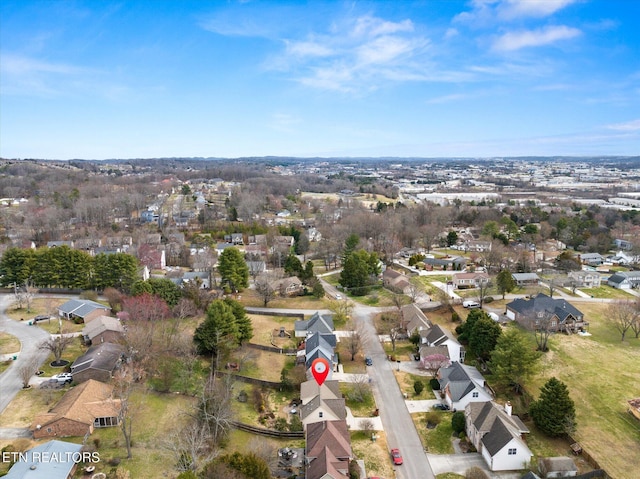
0;294;50;415
351;301;437;479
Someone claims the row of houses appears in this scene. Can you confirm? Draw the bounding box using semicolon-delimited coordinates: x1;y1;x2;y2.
30;300;128;440
291;311;357;479
412;304;583;473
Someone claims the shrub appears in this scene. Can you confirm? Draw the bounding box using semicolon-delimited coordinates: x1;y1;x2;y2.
466;466;490;479
413;380;424;396
424;411;441;426
484;296;494;303
429;378;440;390
451;411;466;434
274;418;288;431
451;311;460;322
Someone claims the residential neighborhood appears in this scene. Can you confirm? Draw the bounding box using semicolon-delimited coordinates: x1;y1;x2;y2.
0;157;638;479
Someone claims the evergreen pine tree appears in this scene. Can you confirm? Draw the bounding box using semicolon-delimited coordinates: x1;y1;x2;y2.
530;377;576;437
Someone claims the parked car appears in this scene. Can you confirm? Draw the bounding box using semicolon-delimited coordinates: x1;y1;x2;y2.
432;403;450;411
335;293;343;300
52;373;73;384
365;357;373;366
462;300;480;309
390;448;403;465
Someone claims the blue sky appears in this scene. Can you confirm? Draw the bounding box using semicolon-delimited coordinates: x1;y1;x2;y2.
1;0;639;160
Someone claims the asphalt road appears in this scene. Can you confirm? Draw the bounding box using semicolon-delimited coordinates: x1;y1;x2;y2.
0;294;50;415
352;302;436;479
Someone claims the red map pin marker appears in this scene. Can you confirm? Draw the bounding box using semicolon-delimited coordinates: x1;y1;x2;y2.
311;358;330;386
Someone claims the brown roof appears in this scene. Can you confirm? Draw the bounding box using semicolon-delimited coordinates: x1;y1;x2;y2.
300;380;341;404
306;446;349;479
306;420;351;461
32;379;120;430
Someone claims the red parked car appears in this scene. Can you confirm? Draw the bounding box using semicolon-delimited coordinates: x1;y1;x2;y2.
390;448;403;465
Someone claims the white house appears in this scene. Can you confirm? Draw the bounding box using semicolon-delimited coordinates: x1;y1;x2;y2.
465;401;533;472
438;362;492;410
420;324;465;363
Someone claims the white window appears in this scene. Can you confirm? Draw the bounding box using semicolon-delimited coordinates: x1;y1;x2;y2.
318;412;323;418
508;448;517;455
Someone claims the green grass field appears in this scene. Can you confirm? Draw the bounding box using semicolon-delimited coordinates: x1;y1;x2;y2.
524;302;640;479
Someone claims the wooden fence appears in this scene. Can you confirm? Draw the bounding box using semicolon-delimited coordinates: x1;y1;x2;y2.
230;421;303;439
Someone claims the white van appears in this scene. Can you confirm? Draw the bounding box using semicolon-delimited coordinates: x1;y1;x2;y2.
463;300;481;309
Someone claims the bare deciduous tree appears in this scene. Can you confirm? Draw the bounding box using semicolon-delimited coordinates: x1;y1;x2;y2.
344;320;362;361
526;312;554;352
254;270;281;307
198;373;235;445
112;365;144;459
610;300;637;341
18;356;41;389
163;417;219;473
40;334;75;365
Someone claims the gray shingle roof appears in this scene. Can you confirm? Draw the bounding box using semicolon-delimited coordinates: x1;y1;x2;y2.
507;293;583;323
295;311;334;335
58;299;110;318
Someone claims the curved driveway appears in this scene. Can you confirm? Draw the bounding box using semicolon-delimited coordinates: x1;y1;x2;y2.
0;294;50;415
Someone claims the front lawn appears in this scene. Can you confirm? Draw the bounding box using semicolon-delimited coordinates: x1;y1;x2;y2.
579;285;635;299
0;332;20;355
413;411;455;454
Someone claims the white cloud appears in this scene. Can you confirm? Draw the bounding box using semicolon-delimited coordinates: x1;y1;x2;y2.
351;15;414;38
492;25;581;51
285;40;333;58
498;0;577;20
455;0;578;23
606;119;640;131
273;14;434;92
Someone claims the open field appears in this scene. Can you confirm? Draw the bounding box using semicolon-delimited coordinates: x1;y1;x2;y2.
524;302;640;479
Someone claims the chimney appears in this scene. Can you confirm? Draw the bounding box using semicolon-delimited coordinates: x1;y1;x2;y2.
505;401;512;416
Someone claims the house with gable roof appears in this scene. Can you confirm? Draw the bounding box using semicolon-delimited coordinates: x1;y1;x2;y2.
58;299;110;324
303;332;338;371
4;440;84;479
607;271;640;289
452;272;490;290
438;362;492;410
32;379;120;439
382;268;413;294
300;380;347;429
295;311;334;338
306;446;350;479
465;401;533;471
401;303;432;336
71;342;125;383
305;420;352;479
505;293;588;333
567;270;601;288
82;315;124;345
420;324;465;362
